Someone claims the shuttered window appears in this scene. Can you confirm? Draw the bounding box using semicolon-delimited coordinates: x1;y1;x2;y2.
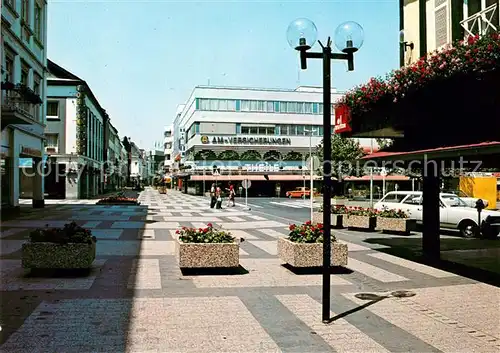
435;0;449;48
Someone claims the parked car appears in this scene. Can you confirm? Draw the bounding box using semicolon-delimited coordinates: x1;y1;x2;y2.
285;187;319;199
374;191;500;238
441;189;488;208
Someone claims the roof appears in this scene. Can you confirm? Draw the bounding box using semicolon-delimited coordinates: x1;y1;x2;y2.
47;59;108;119
361;141;500;161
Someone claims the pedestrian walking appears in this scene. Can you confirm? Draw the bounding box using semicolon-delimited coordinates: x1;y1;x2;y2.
227;184;236;207
210;183;216;209
215;185;223;209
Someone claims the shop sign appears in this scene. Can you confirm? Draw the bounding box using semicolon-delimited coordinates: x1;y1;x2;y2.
20;146;42;157
246;163;280;172
203;136;291;146
333;104;352;133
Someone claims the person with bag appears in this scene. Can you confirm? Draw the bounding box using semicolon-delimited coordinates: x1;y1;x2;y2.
227;184;236;207
210;183;216;208
216;185;223;209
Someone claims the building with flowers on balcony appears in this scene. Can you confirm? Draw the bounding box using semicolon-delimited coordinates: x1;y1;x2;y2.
333;2;500;259
1;0;48;211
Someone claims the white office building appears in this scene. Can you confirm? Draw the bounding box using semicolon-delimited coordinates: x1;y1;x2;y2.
163;124;173;173
172;85;375;195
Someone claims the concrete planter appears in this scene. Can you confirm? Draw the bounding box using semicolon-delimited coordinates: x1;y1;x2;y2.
312;212;345;228
96;200;140;205
22;242;96;269
176;240;239;268
346;215;377;231
277;237;348;267
331;198;347;206
376;217;417;234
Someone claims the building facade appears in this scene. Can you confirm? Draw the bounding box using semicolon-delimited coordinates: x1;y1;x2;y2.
1;0;48;209
170;104;186;174
163;125;173;173
44;60;107;199
172;85;374;196
401;0;498;65
105;121;123;191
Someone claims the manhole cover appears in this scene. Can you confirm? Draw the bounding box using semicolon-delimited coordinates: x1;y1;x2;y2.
355;293;385;301
390;290;416;298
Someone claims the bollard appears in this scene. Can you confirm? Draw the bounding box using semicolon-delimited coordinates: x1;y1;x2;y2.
475;199;486;237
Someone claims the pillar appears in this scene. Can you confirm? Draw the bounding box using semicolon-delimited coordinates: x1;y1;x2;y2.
422;162;440;259
9;139;20;207
32;157;45;208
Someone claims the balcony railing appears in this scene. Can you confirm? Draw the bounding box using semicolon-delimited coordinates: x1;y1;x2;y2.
2;91;38;121
461;3;499;37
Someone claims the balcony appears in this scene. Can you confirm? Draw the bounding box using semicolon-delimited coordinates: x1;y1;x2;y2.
461;3;499;37
1;82;43;129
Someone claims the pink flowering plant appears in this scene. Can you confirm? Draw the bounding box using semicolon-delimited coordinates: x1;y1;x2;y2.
288;221;331;243
337;32;500;115
176;223;234;243
377;208;409;218
346;206;378;217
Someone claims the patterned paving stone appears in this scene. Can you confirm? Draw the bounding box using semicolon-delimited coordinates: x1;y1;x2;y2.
277;294;391;352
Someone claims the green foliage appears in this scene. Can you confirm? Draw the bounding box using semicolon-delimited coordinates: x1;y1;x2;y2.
240;150;262;161
287;221;332;243
217;150;240;160
284;151;303;161
263;150;282;161
316;134;365;179
194;150;217;161
29;222;96;244
75;89;87;155
377;208;408;218
376;138;393;150
347;207;378;217
177;223;235;243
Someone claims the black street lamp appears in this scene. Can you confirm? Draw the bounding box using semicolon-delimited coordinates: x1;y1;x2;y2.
287;18;364;323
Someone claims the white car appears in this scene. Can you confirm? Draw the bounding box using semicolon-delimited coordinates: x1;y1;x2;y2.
441;190;488;208
374;191;500;238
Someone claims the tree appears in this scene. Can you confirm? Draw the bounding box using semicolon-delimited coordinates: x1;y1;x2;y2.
121;136;132;185
316;135;365;195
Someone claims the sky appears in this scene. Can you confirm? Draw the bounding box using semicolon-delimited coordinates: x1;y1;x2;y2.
47;0;399;150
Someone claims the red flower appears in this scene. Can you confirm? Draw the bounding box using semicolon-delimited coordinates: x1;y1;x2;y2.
207;223;213;228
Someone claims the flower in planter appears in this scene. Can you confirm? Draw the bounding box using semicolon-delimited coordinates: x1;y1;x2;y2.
318;205;348;214
288;221;332;243
29;221;96;245
347;206;378;217
176;223;234;243
378;208;408;218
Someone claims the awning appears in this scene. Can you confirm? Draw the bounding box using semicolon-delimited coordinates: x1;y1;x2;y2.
268;175;329;181
361;141;500;162
190;175;266;181
344;175;410;181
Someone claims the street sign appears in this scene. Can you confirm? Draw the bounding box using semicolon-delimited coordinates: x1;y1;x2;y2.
242;179;251;189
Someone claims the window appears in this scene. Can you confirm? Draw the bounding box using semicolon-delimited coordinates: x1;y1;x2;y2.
33;74;41;95
249;126;258;134
241;126;250;134
218;99;228;111
288;125;297;135
22;0;29;23
21;63;30;86
209;99;218;110
297;125;305;135
45;134;58;148
266;101;274;112
403;195;422;205
4;0;15;10
46;102;59;118
227;100;236;111
319;103;324;115
297;102;304;113
241;100;250;112
249;100;259;111
4;54;14;83
34;3;43;40
305;103;313;114
279;125;288;135
380;193;408;203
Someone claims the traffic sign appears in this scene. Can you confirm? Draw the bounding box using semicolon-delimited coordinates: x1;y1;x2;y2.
242;179;251;189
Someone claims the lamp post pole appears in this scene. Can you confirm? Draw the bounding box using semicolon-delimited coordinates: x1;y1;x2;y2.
287;18;363;323
305;128;317;235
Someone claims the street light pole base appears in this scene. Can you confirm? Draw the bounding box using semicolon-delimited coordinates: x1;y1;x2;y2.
322;319;331;324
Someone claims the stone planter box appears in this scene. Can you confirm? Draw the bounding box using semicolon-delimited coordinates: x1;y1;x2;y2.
22;242;96;269
277;237;348;267
346;215;377;230
176;240;239;268
331;198;347;206
376;217;417;234
312;212;345;228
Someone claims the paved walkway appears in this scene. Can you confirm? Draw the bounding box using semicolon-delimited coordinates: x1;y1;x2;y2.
1;188;499;352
